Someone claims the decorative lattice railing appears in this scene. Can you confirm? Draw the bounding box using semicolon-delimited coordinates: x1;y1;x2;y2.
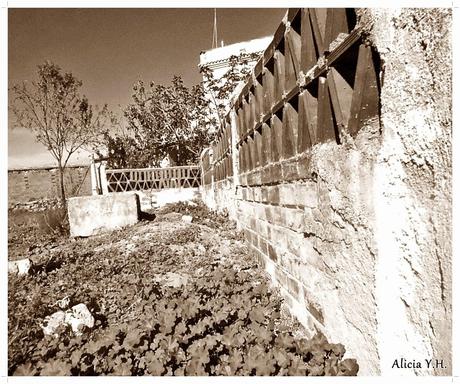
203;8;380;186
105;165;201;193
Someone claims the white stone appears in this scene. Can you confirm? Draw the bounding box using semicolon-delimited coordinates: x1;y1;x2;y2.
41;303;94;337
155;272;188;288
196;244;206;256
181;215;193;223
65;304;95;336
8;258;32;276
41;311;66;337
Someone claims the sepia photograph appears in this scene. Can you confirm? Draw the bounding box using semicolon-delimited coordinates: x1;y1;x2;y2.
3;2;454;378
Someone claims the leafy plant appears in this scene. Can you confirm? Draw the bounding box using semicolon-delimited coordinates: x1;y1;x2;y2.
9;201;358;376
200;52;260;131
103;76;215;168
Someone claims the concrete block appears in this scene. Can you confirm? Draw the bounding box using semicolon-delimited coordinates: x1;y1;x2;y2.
286;274;301;299
298;238;317;263
253;203;267;221
242;228;252;241
286;231;306;256
270;224;288;250
271;205;283;225
249;217;257;231
261;186;269;203
297;153;312;179
247;171;257;186
68;193;139;237
154;188;201;207
250;170;262;186
8;258;32;276
239;200;255;217
257;219;269;237
278;183;318;208
274;267;288;286
241;187;248;200
181;215;193;223
267;242;278;262
270;164;282;183
267;185;280;205
296;182;318;208
265;205;275;223
258;236;268;255
247;187;254;202
235;186;244;200
278;184;294;206
282;159;299;181
253;187;263;202
261;166;272;185
283;207;305;231
252;233;260;248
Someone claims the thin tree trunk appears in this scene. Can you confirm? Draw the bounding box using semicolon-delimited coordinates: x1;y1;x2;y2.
58;164;66;209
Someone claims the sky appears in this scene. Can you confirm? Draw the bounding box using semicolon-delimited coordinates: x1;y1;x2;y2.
8;8;286;169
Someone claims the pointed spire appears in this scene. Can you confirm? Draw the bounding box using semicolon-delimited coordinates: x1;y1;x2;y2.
212;8;218;49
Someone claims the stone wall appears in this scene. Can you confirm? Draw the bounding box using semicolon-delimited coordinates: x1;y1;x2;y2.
200;8;451;376
8;165;92;206
201;179;237;219
358;8;452;376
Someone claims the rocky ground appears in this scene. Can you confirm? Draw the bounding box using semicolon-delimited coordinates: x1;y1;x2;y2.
8;201;358;376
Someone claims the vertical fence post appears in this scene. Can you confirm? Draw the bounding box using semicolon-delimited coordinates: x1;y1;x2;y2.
90;157;100;195
99;162;109;195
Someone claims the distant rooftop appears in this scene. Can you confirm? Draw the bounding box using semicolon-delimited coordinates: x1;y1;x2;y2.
199;36;272;69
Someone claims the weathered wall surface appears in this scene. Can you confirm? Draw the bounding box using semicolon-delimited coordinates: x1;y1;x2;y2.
233;120;381;374
358;8;452;375
8;166;92;206
200;8;451;376
201;179;237;220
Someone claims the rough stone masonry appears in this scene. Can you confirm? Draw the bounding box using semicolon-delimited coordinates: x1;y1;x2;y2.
200;8;451;376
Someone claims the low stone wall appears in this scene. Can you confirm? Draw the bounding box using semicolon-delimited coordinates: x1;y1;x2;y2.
67;193;140;237
8;165;92;206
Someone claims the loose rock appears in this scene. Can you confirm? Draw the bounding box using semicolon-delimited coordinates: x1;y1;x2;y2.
154;272;189;288
8;259;32;276
41;311;66;337
40;303;95;337
65;304;95;336
181;215;193;223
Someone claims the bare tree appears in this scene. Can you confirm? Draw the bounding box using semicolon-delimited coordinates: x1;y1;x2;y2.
10;61;107;207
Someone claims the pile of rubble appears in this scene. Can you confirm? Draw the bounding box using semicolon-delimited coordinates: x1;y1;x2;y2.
9;198;63;212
